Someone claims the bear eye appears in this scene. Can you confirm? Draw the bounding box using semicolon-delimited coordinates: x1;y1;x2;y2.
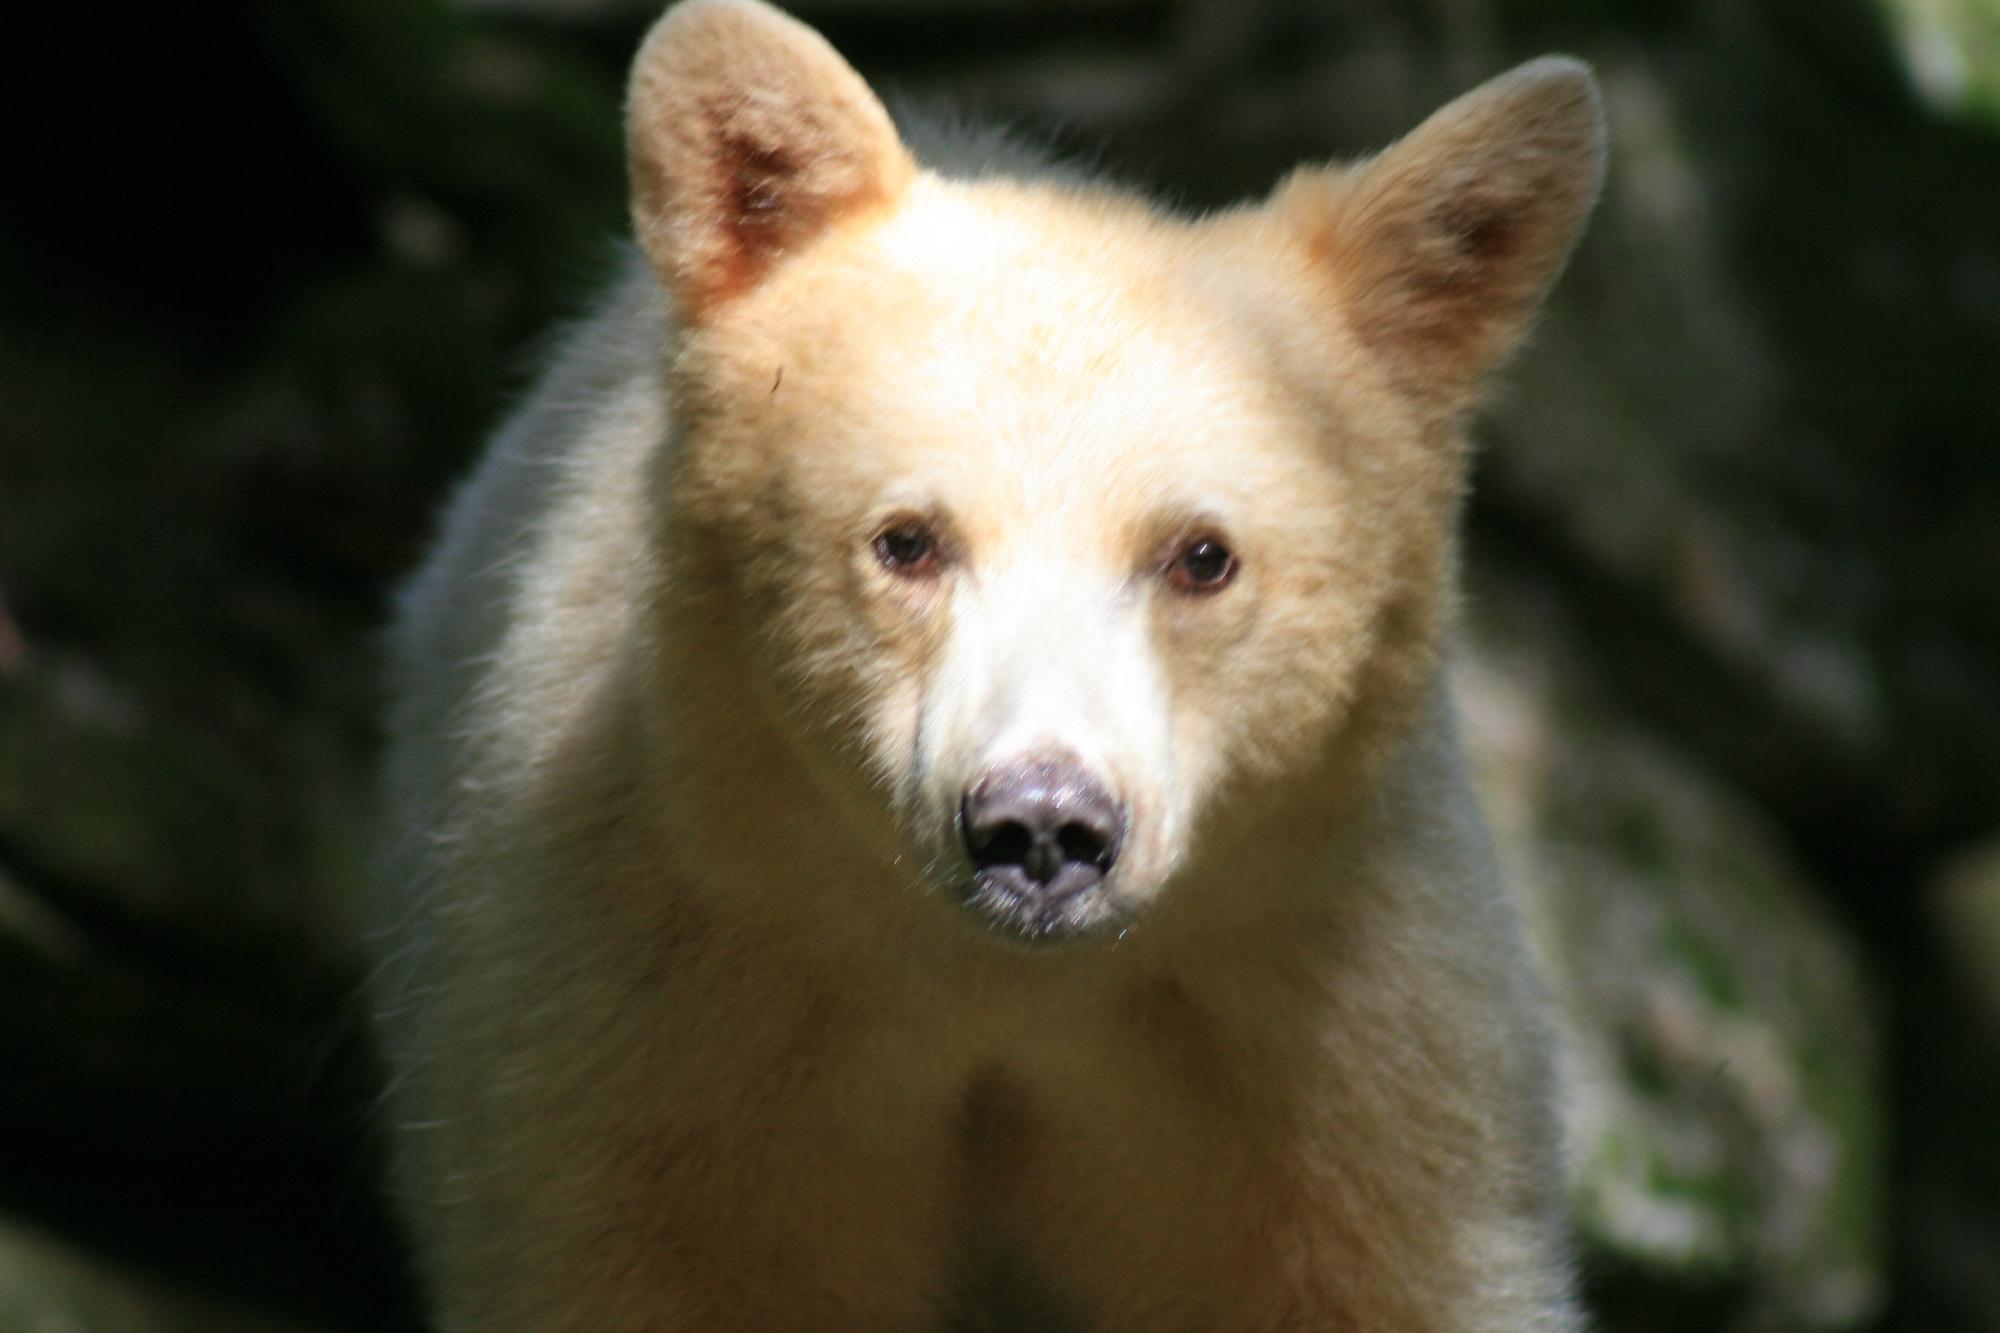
1165;534;1237;594
872;519;942;577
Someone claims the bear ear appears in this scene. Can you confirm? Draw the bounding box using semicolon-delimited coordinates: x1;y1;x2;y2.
626;0;915;320
1275;57;1606;413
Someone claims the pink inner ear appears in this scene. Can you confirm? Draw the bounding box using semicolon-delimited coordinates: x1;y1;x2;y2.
1431;196;1523;267
708;120;810;302
1330;116;1600;406
686;119;895;310
1370;189;1539;364
723;135;801;230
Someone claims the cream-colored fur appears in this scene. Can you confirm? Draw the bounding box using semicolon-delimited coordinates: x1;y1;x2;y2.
372;2;1606;1328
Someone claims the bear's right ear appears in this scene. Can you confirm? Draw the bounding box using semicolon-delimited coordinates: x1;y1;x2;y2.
626;0;915;321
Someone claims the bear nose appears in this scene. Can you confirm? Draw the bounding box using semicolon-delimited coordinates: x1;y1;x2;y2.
959;756;1126;904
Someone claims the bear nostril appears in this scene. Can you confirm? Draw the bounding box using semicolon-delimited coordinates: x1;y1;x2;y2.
968;820;1033;871
1055;821;1111;870
959;757;1125;897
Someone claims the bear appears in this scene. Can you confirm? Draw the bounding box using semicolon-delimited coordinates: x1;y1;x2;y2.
369;1;1607;1328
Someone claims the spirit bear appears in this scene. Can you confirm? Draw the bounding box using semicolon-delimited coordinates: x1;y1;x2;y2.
372;1;1606;1328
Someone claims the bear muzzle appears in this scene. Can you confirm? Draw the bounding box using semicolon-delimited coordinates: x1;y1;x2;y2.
956;753;1128;940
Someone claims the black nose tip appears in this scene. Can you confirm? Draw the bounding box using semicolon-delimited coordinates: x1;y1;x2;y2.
959;757;1125;923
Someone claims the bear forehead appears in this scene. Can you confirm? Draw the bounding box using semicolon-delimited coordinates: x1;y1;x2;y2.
690;184;1341;484
714;173;1301;380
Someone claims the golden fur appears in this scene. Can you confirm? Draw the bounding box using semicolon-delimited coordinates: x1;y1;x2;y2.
372;2;1607;1328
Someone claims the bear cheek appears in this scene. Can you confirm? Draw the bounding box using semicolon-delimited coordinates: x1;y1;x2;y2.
1220;596;1367;788
836;572;951;811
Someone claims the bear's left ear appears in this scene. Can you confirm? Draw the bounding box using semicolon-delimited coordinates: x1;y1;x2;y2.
626;0;915;322
1274;57;1606;413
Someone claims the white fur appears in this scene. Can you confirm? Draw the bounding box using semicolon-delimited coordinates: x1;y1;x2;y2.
371;4;1605;1328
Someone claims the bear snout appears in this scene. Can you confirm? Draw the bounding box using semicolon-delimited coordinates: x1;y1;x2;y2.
957;754;1128;938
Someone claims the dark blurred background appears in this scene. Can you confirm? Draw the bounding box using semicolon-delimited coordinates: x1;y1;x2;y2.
2;0;1998;1328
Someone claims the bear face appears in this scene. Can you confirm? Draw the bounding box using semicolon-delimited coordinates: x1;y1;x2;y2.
656;184;1455;941
623;1;1601;946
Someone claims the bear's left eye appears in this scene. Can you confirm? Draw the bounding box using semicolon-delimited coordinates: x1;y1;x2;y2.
1165;534;1238;594
872;519;942;578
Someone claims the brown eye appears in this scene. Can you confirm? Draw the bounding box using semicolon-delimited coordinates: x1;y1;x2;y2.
1166;535;1237;594
873;520;942;577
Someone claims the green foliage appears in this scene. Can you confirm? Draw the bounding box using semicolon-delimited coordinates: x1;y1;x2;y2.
1879;0;2000;121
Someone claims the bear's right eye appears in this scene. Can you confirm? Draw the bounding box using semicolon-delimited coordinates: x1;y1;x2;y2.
872;520;942;578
